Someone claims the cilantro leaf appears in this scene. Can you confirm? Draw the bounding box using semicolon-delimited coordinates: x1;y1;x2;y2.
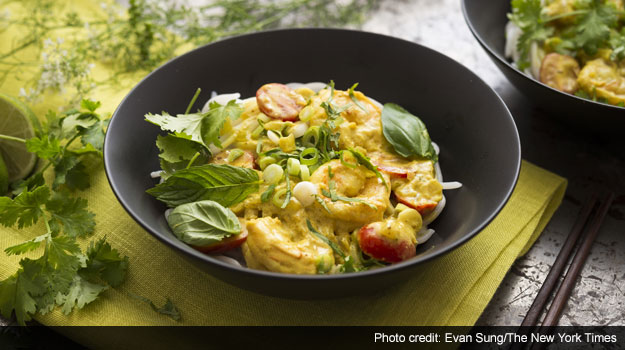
573;0;619;54
10;173;45;196
46;192;95;238
80;237;129;287
145;112;207;145
55;275;107;315
609;28;625;61
52;154;80;189
63;161;91;190
155;134;208;175
61;113;97;138
0;272;38;324
79;119;108;151
201;100;242;148
25;135;62;160
4;234;48;256
80;99;101;112
145;100;242;149
0;186;50;228
130;294;181;321
509;0;554;69
46;235;82;272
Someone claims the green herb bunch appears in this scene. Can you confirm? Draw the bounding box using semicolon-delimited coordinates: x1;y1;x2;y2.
0;100;128;325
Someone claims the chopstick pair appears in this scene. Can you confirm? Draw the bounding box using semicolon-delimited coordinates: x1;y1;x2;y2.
511;192;615;350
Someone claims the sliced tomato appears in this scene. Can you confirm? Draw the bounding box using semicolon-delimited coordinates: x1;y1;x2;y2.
191;230;248;254
376;165;408;178
256;83;305;121
395;193;438;214
358;225;415;263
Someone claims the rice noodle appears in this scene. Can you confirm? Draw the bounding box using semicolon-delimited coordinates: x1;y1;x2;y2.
150;170;162;178
416;228;435;244
423;195;446;226
213;255;242;267
442;181;463;190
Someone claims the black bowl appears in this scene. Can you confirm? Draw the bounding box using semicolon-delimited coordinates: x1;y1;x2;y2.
104;28;520;298
462;0;625;133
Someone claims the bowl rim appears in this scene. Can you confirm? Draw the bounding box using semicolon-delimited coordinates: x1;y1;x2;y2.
103;27;521;282
460;0;625;112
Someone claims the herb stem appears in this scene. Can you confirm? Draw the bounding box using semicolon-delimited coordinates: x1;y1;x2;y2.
62;133;80;152
0;134;26;143
185;152;200;169
185;88;202;114
0;38;37;60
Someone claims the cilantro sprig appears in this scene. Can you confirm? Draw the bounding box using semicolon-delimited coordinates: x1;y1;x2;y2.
145;91;243;177
0;100;129;325
0;186;128;325
508;0;554;70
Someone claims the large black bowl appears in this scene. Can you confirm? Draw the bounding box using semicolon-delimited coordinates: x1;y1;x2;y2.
462;0;625;133
104;28;520;298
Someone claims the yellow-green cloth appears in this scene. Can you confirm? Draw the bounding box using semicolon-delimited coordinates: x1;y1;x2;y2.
0;0;567;347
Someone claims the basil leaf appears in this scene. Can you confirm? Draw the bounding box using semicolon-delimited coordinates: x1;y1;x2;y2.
306;219;345;259
166;200;241;247
347;83;367;112
260;184;276;203
381;103;438;162
347;148;387;187
146;164;260;207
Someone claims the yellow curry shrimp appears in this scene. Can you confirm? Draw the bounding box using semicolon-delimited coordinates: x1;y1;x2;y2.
309;159;390;225
243;216;334;274
148;82;459;275
577;59;625;106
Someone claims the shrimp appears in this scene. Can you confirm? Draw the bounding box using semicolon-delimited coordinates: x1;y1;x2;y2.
310;160;390;225
243;216;334;274
539;53;580;94
577;59;625;106
309;87;386;152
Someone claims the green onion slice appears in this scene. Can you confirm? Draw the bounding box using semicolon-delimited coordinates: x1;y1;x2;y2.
300;148;319;165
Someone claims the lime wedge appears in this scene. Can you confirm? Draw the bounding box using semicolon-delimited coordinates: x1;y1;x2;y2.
0;93;38;183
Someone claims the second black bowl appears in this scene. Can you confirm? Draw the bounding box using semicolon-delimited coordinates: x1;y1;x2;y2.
104;29;520;298
462;0;625;133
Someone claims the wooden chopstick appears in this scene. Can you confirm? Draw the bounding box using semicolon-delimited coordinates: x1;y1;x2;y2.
518;193;599;329
540;192;615;327
510;194;599;350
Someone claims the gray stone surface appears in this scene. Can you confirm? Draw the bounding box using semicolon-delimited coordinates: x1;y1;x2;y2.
361;0;624;326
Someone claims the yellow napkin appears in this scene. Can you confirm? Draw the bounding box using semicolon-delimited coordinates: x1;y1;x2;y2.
0;0;567;347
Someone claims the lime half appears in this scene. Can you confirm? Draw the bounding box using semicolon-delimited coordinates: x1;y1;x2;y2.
0;152;8;194
0;93;38;183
